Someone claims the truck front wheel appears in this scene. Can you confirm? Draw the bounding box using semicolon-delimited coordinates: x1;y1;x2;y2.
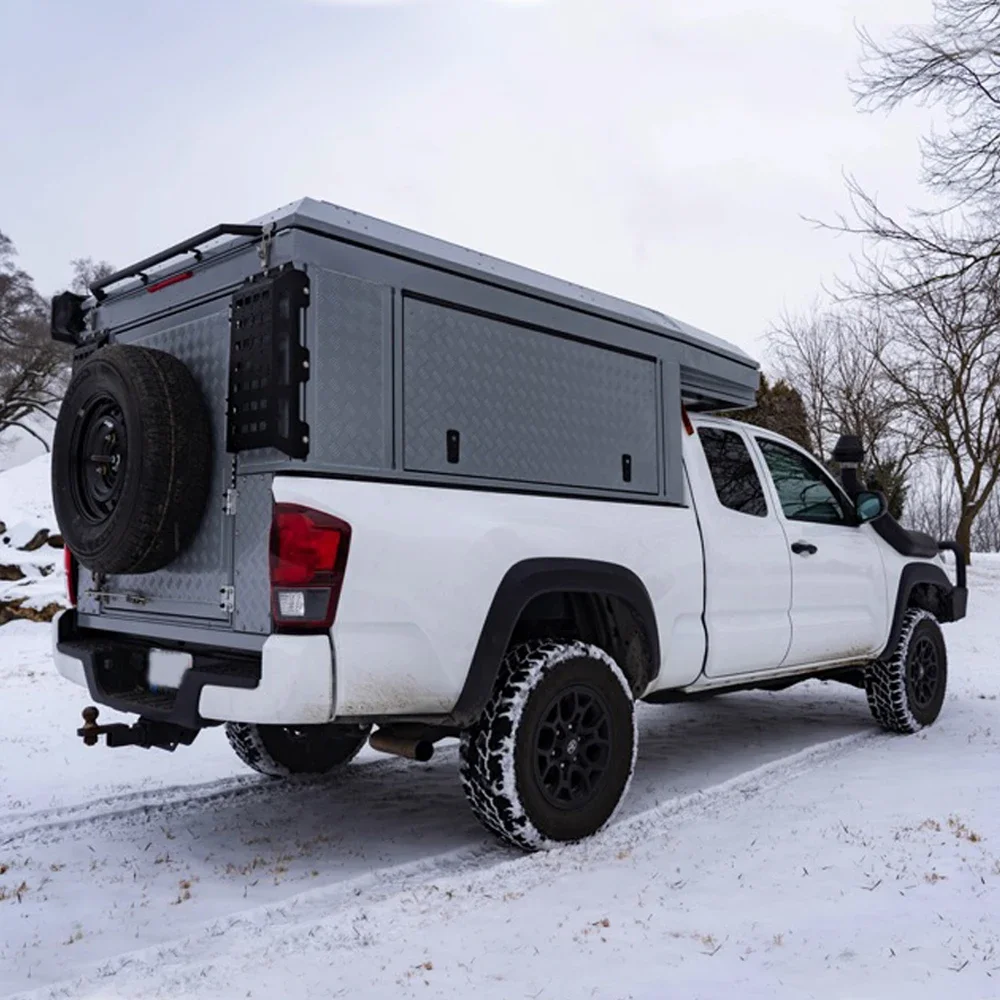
865;609;948;734
225;721;371;777
459;640;637;852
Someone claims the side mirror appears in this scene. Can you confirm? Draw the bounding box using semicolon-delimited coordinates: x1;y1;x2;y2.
855;490;887;524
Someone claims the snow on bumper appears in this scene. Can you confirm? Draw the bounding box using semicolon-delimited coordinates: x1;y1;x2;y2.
51;611;335;727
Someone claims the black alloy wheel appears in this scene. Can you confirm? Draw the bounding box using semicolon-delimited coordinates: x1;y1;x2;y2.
908;633;943;712
865;609;948;733
532;684;613;811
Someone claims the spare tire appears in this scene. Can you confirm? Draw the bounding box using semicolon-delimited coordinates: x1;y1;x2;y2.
51;344;213;575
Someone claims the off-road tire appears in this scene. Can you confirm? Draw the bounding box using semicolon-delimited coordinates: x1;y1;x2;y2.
225;721;372;777
459;640;637;852
865;609;947;734
51;344;212;575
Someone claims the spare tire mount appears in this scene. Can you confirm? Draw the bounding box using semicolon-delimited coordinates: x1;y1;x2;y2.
51;344;213;576
69;392;128;524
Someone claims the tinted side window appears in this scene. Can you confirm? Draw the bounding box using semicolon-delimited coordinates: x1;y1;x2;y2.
698;428;768;518
757;438;848;525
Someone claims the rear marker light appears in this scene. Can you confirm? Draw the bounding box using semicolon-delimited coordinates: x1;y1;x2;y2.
146;270;194;294
681;405;695;436
270;504;351;632
64;547;78;607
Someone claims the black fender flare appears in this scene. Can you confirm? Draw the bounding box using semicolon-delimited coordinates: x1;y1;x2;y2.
878;561;964;662
447;558;660;727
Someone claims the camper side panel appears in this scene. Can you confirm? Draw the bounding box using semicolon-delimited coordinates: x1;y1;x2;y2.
401;297;660;495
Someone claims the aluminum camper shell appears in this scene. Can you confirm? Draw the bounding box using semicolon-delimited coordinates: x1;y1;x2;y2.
59;197;759;641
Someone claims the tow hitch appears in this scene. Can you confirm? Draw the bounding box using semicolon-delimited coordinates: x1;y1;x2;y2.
77;706;199;752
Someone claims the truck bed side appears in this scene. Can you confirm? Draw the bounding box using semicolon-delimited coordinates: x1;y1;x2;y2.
270;476;707;719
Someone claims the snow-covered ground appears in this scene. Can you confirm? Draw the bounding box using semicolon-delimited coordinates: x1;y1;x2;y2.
0;455;67;618
1;461;998;998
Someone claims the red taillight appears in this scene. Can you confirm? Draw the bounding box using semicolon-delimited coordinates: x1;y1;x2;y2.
64;547;78;606
269;503;351;631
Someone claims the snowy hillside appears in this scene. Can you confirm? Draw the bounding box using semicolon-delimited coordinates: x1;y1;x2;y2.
0;420;54;478
0;453;66;624
1;554;998;996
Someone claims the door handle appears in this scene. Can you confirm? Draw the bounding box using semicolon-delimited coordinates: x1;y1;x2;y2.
791;541;818;556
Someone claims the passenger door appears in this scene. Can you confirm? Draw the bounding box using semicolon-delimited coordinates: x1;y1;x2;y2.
752;435;888;667
691;424;793;677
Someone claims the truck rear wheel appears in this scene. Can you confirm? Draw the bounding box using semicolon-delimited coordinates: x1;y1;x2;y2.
459;640;637;852
865;609;947;734
225;721;372;777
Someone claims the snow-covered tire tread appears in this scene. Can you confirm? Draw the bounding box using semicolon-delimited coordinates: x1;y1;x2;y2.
460;639;637;853
865;608;945;734
225;722;369;778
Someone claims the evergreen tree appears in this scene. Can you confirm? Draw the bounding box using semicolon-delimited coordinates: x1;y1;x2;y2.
729;374;812;453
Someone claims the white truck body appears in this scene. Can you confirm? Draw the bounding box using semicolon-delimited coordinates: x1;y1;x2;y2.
47;199;967;849
55;414;956;724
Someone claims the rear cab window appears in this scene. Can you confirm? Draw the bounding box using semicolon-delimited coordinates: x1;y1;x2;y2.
697;427;768;518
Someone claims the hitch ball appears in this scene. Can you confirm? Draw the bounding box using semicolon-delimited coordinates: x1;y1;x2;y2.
80;706;101;746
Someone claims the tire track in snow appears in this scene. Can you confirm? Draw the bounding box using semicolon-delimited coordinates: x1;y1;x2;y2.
0;775;259;844
10;729;881;1000
0;755;409;847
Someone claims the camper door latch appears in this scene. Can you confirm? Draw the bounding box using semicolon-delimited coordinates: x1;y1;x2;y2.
219;586;235;613
222;488;238;516
258;222;276;271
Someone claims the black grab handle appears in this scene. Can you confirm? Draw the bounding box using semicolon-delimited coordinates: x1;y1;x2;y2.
937;541;967;589
89;223;266;299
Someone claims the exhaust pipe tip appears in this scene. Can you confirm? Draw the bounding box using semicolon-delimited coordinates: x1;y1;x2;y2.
369;730;435;762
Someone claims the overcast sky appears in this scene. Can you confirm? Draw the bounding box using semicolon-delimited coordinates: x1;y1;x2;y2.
2;0;934;358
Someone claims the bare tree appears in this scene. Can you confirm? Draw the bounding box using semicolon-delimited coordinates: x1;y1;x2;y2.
793;2;1000;558
808;2;1000;297
805;210;1000;557
0;232;69;451
814;177;1000;299
762;309;830;456
906;457;960;540
766;303;922;518
971;479;1000;550
69;256;114;295
861;250;1000;561
854;0;1000;211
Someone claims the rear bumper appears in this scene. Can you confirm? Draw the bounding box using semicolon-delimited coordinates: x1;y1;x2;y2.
52;610;335;728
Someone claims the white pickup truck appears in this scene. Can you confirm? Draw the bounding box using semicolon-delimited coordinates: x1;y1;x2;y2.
48;199;966;851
